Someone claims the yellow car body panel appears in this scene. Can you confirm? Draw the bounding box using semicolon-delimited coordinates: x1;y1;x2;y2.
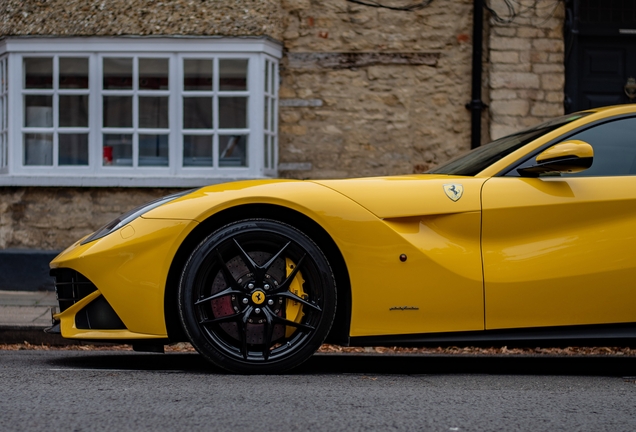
52;177;486;339
482;176;636;329
148;177;485;336
51;218;198;338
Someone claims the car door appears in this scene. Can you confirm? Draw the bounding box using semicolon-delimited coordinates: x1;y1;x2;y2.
482;116;636;330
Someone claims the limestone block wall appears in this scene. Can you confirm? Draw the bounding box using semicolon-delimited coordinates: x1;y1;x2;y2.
0;0;488;250
0;187;182;250
277;0;477;179
487;0;565;139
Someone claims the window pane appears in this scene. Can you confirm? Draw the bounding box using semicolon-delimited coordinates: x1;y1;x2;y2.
219;97;247;129
184;59;213;91
60;58;89;89
183;97;212;129
59;95;89;127
139;134;169;166
24;58;52;89
103;58;133;90
59;134;89;165
264;134;269;169
562;117;636;177
103;96;132;128
270;62;275;95
219;135;247;167
264;96;269;130
24;133;53;165
103;134;132;166
265;60;269;93
139;58;169;90
270;97;275;131
139;97;169;129
24;96;53;127
183;135;212;166
219;59;248;91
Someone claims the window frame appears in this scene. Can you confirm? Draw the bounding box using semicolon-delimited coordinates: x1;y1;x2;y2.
0;37;282;187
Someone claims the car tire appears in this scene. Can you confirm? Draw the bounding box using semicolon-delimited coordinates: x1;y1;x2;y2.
178;219;337;374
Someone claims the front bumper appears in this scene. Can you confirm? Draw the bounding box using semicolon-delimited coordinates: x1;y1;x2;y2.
50;216;198;340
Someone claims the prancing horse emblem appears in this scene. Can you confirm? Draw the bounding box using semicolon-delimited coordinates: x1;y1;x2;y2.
443;184;464;202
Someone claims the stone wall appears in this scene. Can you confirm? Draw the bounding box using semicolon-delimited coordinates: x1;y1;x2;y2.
0;187;182;250
1;1;571;251
277;0;477;179
0;0;283;38
487;0;565;139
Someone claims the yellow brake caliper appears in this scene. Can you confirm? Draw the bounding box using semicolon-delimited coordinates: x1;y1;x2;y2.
285;257;306;337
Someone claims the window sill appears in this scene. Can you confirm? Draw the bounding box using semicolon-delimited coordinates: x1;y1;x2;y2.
0;174;276;187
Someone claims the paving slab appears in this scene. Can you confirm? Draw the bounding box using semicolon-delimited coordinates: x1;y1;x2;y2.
0;290;64;344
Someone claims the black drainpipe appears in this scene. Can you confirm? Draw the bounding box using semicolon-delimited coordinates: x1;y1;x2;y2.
466;0;488;149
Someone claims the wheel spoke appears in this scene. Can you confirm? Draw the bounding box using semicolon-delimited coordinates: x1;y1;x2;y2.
260;241;291;274
272;253;307;293
269;312;315;332
215;248;243;290
233;238;292;282
262;309;275;361
238;306;253;360
273;291;322;312
199;311;243;326
195;287;243;305
233;239;259;275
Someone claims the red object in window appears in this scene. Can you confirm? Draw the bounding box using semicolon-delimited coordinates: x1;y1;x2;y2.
103;146;113;165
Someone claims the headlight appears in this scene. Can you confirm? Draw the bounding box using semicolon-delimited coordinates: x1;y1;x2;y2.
81;189;196;245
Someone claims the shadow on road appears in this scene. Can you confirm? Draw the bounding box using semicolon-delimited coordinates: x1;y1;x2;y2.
47;352;636;376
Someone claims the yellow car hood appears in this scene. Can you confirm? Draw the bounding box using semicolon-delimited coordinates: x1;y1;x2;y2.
142;174;483;222
312;174;484;218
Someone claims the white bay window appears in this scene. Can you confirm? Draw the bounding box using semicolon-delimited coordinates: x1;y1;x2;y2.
0;37;281;186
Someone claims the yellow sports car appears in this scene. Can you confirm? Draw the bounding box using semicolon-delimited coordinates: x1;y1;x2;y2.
50;105;636;373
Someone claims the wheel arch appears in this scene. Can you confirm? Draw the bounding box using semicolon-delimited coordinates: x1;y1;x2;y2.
164;203;352;346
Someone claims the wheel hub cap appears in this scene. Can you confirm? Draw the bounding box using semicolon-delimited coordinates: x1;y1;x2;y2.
251;289;266;305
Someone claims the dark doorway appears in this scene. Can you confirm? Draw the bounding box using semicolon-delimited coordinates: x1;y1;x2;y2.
565;0;636;113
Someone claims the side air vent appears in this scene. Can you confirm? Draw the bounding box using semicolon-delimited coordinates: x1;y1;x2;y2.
50;268;98;312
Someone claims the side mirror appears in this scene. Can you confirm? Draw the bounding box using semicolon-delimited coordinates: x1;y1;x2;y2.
517;140;594;177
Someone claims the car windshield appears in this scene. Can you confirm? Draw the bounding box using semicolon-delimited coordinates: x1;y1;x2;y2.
429;112;592;176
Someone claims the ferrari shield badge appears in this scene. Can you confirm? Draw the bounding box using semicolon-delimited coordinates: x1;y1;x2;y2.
443;184;463;202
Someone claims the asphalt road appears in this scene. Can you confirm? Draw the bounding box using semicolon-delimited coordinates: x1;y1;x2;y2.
2;350;636;431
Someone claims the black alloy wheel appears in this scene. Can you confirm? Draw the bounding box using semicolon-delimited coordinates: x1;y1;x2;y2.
178;219;337;374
